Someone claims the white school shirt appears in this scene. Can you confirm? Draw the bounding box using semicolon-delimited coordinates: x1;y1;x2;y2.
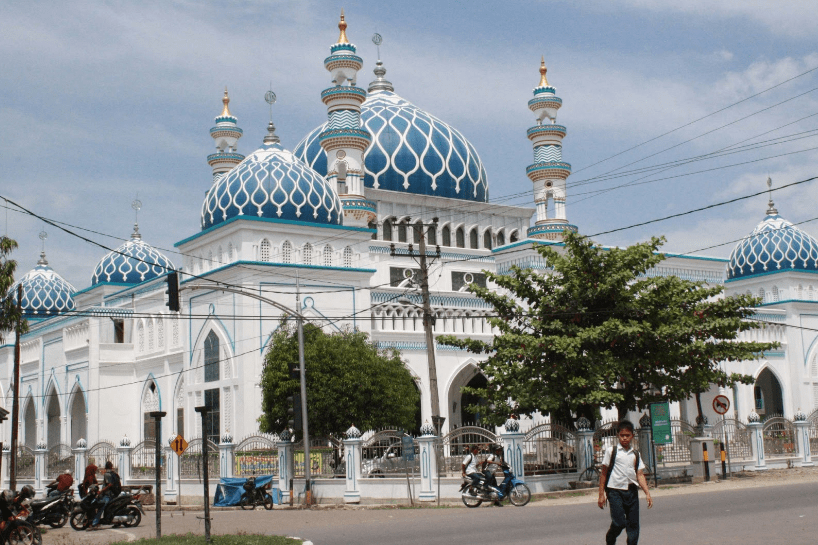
462;453;480;474
602;443;646;490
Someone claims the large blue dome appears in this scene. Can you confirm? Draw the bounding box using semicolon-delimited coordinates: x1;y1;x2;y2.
294;83;489;203
201;140;343;229
8;254;76;317
92;229;175;286
727;213;818;280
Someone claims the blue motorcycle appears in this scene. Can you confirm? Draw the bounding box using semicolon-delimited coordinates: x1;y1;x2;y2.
461;464;531;507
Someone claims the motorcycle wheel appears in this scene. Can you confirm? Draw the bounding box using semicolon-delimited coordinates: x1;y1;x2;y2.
508;483;531;507
70;512;89;531
461;487;483;508
122;505;142;528
7;523;41;545
263;494;274;511
240;495;254;510
49;509;69;528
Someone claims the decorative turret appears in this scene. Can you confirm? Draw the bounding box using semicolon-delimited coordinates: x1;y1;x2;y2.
526;58;578;241
207;88;245;181
318;11;375;226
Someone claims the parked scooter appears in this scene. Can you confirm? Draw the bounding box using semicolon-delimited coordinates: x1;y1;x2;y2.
23;488;74;528
0;488;43;545
70;485;146;530
460;464;531;508
240;477;274;510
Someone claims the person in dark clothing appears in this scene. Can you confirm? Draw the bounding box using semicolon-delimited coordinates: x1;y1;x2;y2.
88;461;119;530
80;459;99;498
598;420;653;545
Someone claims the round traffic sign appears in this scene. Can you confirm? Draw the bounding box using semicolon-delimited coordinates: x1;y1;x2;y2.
713;394;730;415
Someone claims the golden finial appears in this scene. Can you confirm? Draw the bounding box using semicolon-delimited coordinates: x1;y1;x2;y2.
221;87;232;117
337;9;349;44
538;56;549;87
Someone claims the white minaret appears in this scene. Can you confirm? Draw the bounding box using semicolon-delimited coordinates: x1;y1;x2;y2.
317;11;375;227
526;58;577;241
207;89;245;181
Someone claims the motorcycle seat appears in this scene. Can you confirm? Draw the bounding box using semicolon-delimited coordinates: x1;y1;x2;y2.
30;498;55;508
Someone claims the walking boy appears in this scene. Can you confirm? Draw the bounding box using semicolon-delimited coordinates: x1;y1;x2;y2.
598;420;653;544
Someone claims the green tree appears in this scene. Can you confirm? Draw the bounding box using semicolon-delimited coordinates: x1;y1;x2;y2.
259;323;420;438
439;232;776;425
1;236;26;342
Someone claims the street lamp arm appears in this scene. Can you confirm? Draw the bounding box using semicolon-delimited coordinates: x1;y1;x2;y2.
184;284;303;319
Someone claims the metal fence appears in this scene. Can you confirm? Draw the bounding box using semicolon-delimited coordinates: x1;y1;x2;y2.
808;410;818;453
762;416;797;457
234;435;278;477
87;441;118;474
46;444;73;478
439;426;498;477
523;422;576;474
361;430;418;477
293;437;344;478
712;419;753;460
654;420;696;465
593;421;644;466
180;439;219;479
16;446;35;478
130;440;165;479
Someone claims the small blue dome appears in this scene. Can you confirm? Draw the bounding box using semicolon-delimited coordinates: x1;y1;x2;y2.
201;141;343;230
8;254;76;317
728;213;818;280
294;88;488;202
92;229;175;285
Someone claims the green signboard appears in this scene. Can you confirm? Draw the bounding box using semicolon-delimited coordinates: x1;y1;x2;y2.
650;402;673;445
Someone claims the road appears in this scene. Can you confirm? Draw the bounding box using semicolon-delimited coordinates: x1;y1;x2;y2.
46;481;818;545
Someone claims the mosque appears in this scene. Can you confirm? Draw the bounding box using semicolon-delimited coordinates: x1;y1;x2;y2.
1;13;816;459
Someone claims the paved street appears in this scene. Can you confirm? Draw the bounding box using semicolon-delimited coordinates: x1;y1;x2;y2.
44;480;818;545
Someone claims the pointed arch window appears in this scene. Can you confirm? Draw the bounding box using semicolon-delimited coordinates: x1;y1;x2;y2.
442;226;451;247
456;227;465;248
510;230;519;243
483;230;492;250
398;220;408;243
771;286;780;302
282;241;293;264
323;245;333;267
413;221;423;244
383;219;393;241
758;287;766;303
227;242;234;262
469;228;479;249
260;239;271;262
303;243;313;265
204;331;219;383
343;246;353;268
496;231;505;246
427;224;437;245
368;221;378;240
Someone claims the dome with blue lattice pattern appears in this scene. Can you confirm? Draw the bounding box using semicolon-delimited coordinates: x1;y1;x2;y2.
727;212;818;280
92;228;175;286
201;137;343;230
8;253;76;317
294;66;488;203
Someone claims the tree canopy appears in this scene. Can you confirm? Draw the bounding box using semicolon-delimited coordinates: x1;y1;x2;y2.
439;232;777;424
0;236;26;343
259;323;420;438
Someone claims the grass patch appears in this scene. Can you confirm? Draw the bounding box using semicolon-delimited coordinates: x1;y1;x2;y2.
109;533;300;545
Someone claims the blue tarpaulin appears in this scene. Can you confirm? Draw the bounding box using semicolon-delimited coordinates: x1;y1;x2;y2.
213;475;281;507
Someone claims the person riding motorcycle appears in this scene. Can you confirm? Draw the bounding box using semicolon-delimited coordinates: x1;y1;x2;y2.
46;470;74;497
88;461;120;531
482;444;505;506
461;445;483;489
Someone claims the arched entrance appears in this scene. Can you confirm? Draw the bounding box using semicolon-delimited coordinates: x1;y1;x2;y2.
447;363;489;429
23;399;36;449
754;368;784;417
46;387;61;448
69;387;86;446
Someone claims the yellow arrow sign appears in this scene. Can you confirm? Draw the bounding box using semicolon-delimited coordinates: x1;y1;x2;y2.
170;434;189;456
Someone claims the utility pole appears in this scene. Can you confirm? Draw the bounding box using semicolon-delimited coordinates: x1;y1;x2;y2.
194;406;212;543
392;219;445;435
10;284;22;491
149;411;166;539
296;275;311;505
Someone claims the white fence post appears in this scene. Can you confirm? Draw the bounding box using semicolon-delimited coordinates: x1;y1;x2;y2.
417;422;438;502
73;439;87;485
1;446;9;488
117;436;133;482
342;425;362;504
500;417;525;478
277;431;294;500
219;432;234;479
747;412;766;471
164;437;177;503
793;411;813;467
575;417;595;477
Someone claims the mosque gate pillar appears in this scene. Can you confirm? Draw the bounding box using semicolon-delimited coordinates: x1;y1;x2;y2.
277;431;294;500
342;425;362;504
164;437;177;503
575;417;596;477
73;439;87;484
417;421;438;502
500;417;525;479
219;432;234;479
793;411;814;467
34;442;47;492
747;412;766;471
117;436;133;483
1;445;9;488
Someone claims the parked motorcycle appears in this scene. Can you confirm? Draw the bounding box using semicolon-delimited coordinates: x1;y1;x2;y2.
0;488;42;545
70;485;145;530
460;464;531;508
240;477;274;510
24;489;74;528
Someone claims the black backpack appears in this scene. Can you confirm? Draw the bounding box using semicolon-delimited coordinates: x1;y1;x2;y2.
604;445;640;490
108;470;122;496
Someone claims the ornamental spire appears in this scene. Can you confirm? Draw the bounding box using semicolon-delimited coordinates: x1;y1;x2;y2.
337;10;349;44
766;176;778;215
221;88;232;117
208;89;244;180
538;56;549;87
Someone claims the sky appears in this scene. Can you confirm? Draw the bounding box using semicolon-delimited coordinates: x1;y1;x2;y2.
1;0;817;290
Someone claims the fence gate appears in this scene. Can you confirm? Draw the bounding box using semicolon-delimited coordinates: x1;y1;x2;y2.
292;437;343;478
761;416;797;458
234;435;278;477
523;422;577;474
592;421;645;466
807;409;818;453
16;446;35;479
439;426;498;477
361;430;417;477
654;420;696;465
179;439;219;479
46;444;73;479
87;441;118;474
712;419;752;461
130;440;166;479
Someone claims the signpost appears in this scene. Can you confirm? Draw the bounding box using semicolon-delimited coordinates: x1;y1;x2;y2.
649;402;672;488
713;394;732;479
712;395;730;415
401;433;415;506
170;435;189;456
